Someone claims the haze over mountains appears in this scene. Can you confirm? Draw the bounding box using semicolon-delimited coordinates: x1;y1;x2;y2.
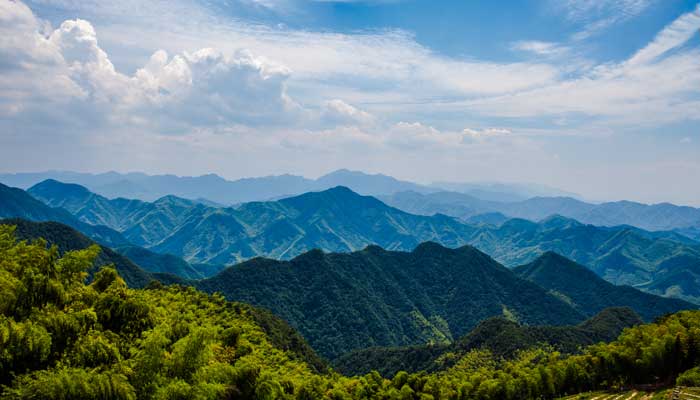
380;190;700;233
0;169;577;204
3;170;699;235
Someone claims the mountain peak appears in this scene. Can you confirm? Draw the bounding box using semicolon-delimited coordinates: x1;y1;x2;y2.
412;241;450;255
29;179;92;198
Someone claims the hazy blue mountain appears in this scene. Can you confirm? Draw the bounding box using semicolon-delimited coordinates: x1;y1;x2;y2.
430;181;580;202
115;246;223;280
4;169;437;205
29;180;477;265
384;190;700;233
2;170;580;205
472;216;700;303
675;225;700;242
195;243;584;359
464;212;510;226
513;252;695;320
0;182;128;247
152;186;476;265
378;191;495;220
28;179;208;246
314;169;433;195
26;180;700;302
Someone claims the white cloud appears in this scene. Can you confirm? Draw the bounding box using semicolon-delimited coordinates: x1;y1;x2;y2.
466;6;700;126
511;40;570;57
321;99;374;126
626;4;700;66
681;136;692;143
0;1;302;132
462;127;512;143
559;0;654;40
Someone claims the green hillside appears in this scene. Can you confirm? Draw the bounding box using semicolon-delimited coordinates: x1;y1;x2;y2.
2;218;156;288
3;222;700;399
334;307;643;377
195;242;588;359
514;251;696;320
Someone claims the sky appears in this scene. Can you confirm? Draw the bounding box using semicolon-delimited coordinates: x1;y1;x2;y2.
0;0;699;205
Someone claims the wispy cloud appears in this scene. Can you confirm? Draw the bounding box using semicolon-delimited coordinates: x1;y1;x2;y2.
511;40;571;57
558;0;655;40
626;4;700;66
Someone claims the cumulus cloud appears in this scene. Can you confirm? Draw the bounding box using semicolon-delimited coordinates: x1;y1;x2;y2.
0;0;300;132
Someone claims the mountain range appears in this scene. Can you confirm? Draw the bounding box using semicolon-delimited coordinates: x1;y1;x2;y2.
27;180;476;264
0;169;577;205
19;179;700;303
5;170;699;234
381;190;700;233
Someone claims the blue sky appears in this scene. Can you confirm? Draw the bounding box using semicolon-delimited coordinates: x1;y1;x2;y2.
1;0;699;204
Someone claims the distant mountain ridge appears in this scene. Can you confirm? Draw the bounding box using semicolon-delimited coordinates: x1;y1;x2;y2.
3;169;436;205
23;179;700;303
382;191;700;233
1;169;571;205
29;180;477;265
0;182;129;247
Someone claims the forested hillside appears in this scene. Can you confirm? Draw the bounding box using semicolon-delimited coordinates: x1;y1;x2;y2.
514;252;695;320
197;242;680;360
2;223;700;399
334;307;643;376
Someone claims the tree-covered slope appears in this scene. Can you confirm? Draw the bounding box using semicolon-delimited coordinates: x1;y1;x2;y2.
334;307;643;377
0;224;326;399
2;218;157;288
196;243;583;359
3;222;700;399
151;186;477;265
513;251;697;319
115;246;223;280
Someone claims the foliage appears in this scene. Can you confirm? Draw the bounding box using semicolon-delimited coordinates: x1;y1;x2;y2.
514;252;695;320
1;223;700;400
334;307;642;377
196;242;583;359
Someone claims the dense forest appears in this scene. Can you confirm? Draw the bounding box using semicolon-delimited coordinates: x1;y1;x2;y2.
334;307;644;377
1;223;700;399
